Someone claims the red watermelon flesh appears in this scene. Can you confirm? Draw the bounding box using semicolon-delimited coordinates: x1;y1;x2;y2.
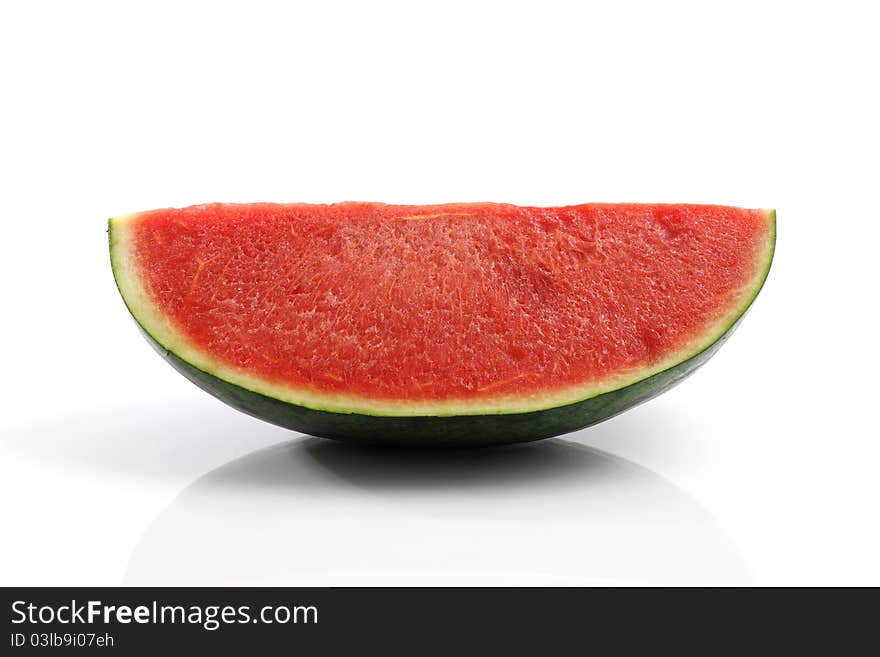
113;203;773;414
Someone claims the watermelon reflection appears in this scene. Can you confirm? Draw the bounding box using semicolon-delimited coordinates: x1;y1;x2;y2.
125;432;746;585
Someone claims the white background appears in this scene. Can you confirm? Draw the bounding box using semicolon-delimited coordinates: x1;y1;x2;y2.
1;0;878;585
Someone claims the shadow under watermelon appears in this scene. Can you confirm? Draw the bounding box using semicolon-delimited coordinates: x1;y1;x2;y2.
124;433;748;586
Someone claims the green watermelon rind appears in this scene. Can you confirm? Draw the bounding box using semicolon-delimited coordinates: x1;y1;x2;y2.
109;209;775;446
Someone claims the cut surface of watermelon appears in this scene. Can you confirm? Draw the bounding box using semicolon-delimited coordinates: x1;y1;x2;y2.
110;202;774;444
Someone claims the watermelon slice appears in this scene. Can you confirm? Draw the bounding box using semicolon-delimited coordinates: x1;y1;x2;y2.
109;203;774;446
